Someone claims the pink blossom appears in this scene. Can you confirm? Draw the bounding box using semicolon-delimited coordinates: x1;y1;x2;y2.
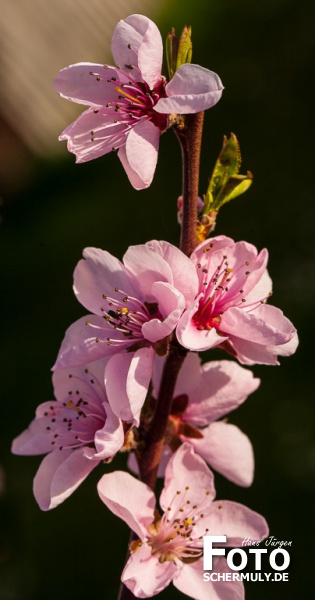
54;14;223;189
53;241;199;425
177;236;298;364
12;359;124;510
131;353;259;486
98;443;269;598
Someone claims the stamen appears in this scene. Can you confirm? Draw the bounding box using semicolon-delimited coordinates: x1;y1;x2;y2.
114;86;146;106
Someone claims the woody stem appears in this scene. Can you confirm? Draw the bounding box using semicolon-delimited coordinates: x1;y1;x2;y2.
175;111;205;257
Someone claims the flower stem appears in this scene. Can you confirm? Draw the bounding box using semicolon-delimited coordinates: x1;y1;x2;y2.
175;111;205;257
137;338;187;490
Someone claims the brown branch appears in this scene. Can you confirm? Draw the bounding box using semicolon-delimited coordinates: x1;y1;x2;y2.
137;338;187;489
175;111;205;257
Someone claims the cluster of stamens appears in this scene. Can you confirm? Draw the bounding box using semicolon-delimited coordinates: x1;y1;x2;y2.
144;486;212;563
192;244;272;331
87;42;167;148
86;287;161;347
43;369;106;451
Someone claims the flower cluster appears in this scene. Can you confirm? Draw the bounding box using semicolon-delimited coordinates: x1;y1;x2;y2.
12;13;298;600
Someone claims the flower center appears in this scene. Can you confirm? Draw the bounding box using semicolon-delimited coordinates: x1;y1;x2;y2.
192;248;272;331
141;487;211;563
43;368;106;451
86;287;163;348
94;65;168;130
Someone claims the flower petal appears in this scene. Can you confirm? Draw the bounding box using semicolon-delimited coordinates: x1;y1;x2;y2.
123;243;174;295
74;247;137;314
59;107;128;163
12;416;55;455
105;349;154;425
142;282;184;342
54;63;128;106
118;145;148;190
33;448;98;510
112;15;162;88
182;359;260;425
52;315;128;370
121;120;160;189
174;558;244;600
221;306;292;346
160;443;215;512
155;64;223;114
185;422;254;487
122;544;178;598
97;470;155;540
126;348;155;424
135;17;163;89
93;401;124;459
203;500;269;546
144;240;199;305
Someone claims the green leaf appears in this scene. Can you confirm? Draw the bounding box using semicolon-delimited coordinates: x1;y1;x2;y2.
203;133;253;214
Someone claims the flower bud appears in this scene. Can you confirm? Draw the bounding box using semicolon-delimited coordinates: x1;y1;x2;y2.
166;25;192;80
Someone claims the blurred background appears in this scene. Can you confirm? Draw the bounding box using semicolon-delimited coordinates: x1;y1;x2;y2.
1;0;314;598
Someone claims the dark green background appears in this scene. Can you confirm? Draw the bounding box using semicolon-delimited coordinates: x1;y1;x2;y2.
1;0;314;598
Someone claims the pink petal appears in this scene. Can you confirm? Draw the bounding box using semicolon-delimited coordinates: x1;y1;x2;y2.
203;500;269;546
74;247;137;314
126;348;155;424
52;315;128;370
185;422;254;487
105;349;154;425
227;337;280;365
190;236;234;262
122;243;174;296
122;544;178;598
155;64;223;114
52;358;107;402
12;416;55;455
160;443;215;512
221;306;292;345
183;359;260;425
242;267;272;306
254;304;297;338
93;401;124;459
112;15;162;89
134;18;163;89
33;448;98;510
273;331;299;357
144;240;199;305
176;296;227;351
118;146;148;190
54;63;128;106
226;306;298;365
59;107;128;163
105;353;134;422
97;470;155;540
122;120;160;189
142;282;184;342
174;558;244;600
